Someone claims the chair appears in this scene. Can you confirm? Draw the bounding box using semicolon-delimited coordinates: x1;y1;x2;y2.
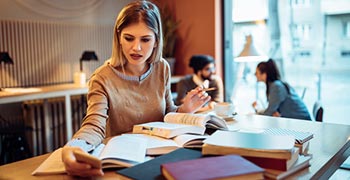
301;87;307;100
313;101;323;122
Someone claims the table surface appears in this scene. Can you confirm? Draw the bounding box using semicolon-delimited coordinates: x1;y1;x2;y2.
0;83;88;104
0;114;349;180
0;75;183;105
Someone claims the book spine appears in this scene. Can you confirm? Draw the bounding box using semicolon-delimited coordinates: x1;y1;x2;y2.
132;125;172;139
244;156;288;171
202;144;293;160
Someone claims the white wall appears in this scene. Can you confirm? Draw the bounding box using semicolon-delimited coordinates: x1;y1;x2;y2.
0;0;132;25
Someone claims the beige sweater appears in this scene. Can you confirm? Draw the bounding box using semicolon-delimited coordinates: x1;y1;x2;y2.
72;59;178;146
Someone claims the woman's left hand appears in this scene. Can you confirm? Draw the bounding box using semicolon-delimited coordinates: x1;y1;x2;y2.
178;87;211;113
272;111;281;117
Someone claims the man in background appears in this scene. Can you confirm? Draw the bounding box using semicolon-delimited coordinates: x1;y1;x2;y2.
175;55;224;112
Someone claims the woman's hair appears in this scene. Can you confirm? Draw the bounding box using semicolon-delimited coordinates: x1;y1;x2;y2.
110;0;163;67
257;58;290;95
189;55;215;73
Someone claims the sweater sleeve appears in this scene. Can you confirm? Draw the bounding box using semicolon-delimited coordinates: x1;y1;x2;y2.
72;74;108;146
262;82;288;116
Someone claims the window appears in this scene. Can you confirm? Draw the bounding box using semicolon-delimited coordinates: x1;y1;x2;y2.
291;0;311;8
225;0;350;125
293;23;311;40
344;21;350;38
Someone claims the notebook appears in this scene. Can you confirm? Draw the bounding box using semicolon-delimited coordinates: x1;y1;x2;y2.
262;128;314;144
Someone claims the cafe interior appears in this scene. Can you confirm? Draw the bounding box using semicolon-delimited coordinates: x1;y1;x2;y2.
0;0;349;179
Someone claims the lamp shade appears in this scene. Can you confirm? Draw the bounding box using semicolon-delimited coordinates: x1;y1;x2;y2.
0;52;14;64
235;35;268;63
80;51;98;61
80;51;98;71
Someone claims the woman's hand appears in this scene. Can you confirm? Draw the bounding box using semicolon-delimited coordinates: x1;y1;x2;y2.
272;111;281;117
178;86;211;113
62;146;104;177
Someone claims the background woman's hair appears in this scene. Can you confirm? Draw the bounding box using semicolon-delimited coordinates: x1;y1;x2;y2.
110;0;163;67
189;55;215;73
258;58;290;96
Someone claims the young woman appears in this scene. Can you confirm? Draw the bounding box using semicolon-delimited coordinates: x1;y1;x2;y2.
61;1;210;177
252;59;311;120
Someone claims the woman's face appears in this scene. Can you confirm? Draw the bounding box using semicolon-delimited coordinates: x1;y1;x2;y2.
255;68;266;82
120;22;156;66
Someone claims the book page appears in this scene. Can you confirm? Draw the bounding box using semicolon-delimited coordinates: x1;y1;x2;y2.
207;115;228;130
99;135;147;163
31;148;66;175
164;112;208;127
173;134;208;147
262;128;313;144
122;134;179;155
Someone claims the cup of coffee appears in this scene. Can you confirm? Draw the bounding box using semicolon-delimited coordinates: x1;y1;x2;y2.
214;102;235;117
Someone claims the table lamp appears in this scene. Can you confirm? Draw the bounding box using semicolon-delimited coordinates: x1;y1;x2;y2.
80;51;98;72
74;51;98;85
235;35;268;81
235;35;268;100
235;34;268;63
0;52;14;65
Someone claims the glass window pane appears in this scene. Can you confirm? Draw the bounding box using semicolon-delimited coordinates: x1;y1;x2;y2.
229;0;350;125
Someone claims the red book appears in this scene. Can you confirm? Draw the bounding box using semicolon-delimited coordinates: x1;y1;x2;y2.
264;155;312;179
161;155;264;180
244;147;300;171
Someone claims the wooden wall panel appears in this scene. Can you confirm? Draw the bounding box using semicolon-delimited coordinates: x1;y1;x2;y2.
0;20;113;88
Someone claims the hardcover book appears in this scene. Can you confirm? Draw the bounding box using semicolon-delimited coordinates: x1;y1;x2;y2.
202;130;295;160
264;155;312;179
133;112;228;138
117;148;203;180
262;128;314;144
161;155;264;180
244;147;299;171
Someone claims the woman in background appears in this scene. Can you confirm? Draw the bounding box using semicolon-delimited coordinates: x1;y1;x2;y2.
252;59;311;120
62;1;210;177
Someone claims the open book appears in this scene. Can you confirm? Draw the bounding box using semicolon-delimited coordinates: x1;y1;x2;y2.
122;133;208;155
32;135;149;175
132;112;228;138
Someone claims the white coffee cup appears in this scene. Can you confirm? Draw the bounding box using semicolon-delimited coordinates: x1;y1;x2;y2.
214;102;235;117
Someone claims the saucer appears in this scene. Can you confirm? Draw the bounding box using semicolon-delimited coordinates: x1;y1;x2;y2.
217;112;237;118
217;112;237;121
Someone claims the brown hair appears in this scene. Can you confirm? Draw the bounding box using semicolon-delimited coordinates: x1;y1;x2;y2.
257;59;290;96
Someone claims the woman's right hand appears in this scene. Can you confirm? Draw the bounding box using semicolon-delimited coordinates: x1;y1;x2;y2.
252;101;257;108
61;146;104;177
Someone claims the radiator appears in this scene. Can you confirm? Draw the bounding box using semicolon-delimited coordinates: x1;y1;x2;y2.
23;95;86;156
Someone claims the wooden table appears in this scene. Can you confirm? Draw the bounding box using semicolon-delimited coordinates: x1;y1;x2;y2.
0;114;349;180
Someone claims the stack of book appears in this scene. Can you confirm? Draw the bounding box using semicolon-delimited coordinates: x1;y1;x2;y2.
262;128;314;155
202;130;312;179
117;148;265;180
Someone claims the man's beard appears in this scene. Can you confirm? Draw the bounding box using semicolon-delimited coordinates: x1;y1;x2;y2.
201;74;212;81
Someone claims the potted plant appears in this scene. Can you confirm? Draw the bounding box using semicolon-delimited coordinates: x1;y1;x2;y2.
154;1;180;75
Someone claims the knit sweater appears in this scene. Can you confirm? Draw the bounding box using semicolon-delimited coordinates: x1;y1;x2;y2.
260;80;311;120
72;58;178;146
